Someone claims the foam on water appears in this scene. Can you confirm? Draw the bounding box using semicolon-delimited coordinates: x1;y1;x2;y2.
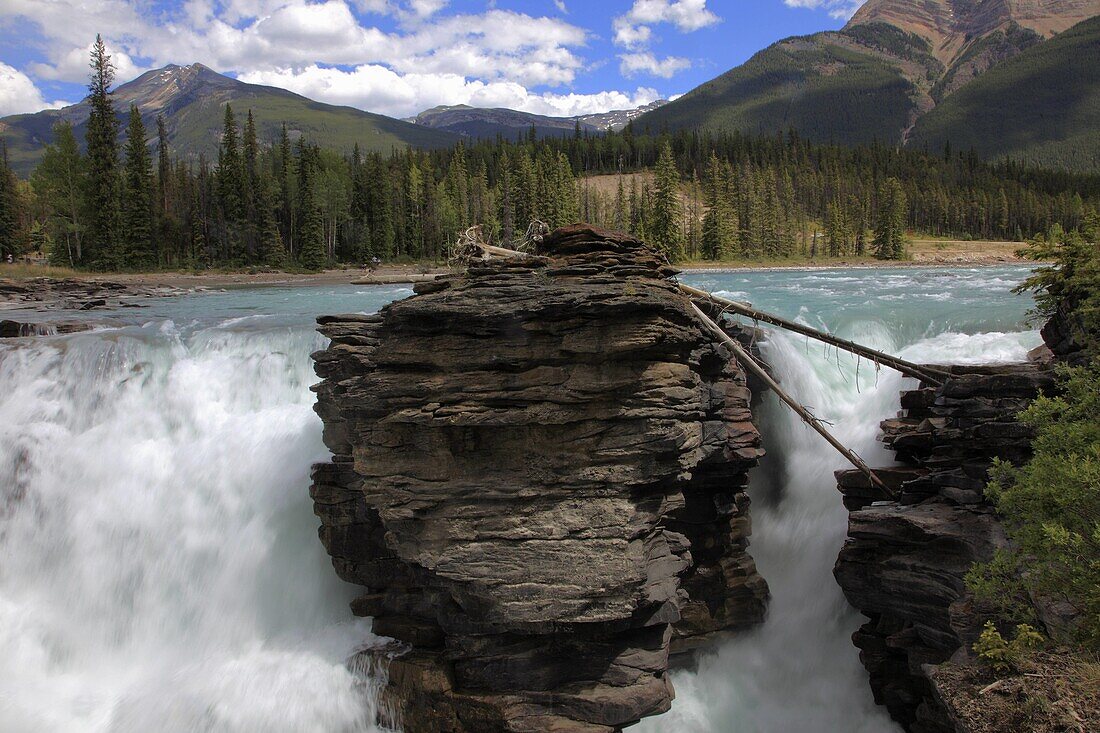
0;324;387;732
636;282;1040;732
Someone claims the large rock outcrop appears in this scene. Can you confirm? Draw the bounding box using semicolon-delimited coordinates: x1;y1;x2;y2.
834;363;1055;732
309;225;768;732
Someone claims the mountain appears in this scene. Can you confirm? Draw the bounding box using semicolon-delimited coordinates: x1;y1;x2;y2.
0;63;459;176
409;100;669;141
909;13;1100;171
577;100;669;131
410;105;597;140
636;0;1100;159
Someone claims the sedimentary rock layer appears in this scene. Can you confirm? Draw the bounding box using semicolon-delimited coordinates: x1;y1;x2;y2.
310;225;768;732
834;363;1054;733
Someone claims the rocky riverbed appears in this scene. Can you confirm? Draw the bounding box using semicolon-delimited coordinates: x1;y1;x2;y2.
0;277;192;336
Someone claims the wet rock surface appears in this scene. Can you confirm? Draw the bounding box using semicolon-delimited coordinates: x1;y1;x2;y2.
0;277;186;311
834;362;1055;733
310;225;769;732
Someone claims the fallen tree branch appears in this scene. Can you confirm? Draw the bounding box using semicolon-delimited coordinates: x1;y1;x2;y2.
690;302;894;496
680;283;951;386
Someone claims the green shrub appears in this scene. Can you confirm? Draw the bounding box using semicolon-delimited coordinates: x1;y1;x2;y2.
970;224;1100;649
968;363;1100;648
1017;217;1100;354
973;622;1045;675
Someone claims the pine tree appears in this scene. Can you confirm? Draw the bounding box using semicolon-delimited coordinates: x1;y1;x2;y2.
216;104;244;261
120;105;155;268
297;144;326;270
84;35;120;269
0;140;21;261
651;141;683;259
874;177;908;260
701;153;735;260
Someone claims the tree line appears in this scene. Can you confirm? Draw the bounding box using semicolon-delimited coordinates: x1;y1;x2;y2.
1;37;1098;270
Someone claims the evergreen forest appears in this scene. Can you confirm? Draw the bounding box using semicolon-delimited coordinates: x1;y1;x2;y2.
2;38;1098;271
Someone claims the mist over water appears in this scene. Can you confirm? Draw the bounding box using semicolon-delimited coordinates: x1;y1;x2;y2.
0;316;394;732
0;269;1038;732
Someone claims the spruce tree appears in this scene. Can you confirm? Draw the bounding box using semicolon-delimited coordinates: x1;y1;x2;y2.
156;116;171;214
242;110;259;260
498;150;514;244
154;116;179;266
216;104;244;261
613;174;627;232
874;177;908;260
297;144;326;270
701;153;734;260
552;152;578;227
825;199;850;257
256;174;286;266
0;140;20;261
277;124;294;256
84;35;120;269
651;141;683;260
120;105;155;268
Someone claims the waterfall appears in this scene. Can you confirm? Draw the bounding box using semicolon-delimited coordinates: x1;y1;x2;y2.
0;270;1039;732
0;322;385;732
637;321;1039;732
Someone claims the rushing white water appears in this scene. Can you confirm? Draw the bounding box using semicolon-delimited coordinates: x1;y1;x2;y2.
0;268;1039;732
0;321;387;732
636;318;1040;732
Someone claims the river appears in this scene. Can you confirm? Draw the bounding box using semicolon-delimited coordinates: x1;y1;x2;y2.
0;267;1039;732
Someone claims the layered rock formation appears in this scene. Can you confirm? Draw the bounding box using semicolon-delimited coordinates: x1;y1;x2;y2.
849;0;1100;65
834;363;1055;732
310;225;768;732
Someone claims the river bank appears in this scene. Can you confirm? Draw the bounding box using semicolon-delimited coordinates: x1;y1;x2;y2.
0;243;1031;308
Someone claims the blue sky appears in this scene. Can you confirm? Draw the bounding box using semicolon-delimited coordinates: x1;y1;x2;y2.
0;0;864;119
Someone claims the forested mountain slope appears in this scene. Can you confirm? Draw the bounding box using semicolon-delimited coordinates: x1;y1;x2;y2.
909;14;1100;171
408;101;668;140
637;0;1100;154
0;64;458;176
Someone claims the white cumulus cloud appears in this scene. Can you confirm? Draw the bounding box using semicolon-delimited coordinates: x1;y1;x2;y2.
238;64;663;118
613;0;719;49
618;53;690;79
0;0;676;119
0;62;66;116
